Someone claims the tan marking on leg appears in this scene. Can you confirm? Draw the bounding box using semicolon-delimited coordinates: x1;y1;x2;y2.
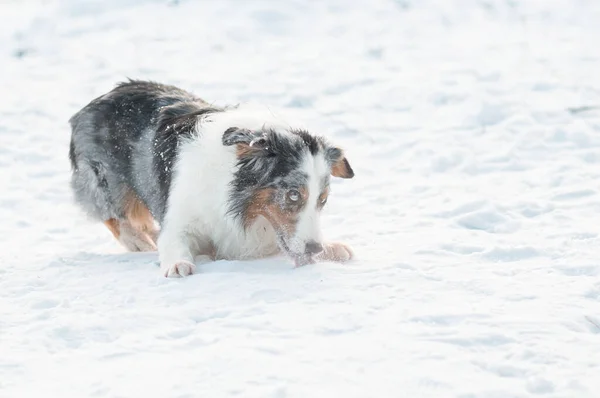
123;190;158;249
104;218;121;240
117;220;157;252
124;190;155;233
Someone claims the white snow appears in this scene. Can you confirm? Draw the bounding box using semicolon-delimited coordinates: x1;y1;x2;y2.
2;0;600;397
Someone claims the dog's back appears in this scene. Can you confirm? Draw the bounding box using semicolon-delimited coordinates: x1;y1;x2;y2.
68;80;218;251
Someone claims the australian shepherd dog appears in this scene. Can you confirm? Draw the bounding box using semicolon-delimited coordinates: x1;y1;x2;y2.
68;80;354;277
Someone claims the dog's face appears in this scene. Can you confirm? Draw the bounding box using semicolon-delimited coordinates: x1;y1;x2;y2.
223;126;354;265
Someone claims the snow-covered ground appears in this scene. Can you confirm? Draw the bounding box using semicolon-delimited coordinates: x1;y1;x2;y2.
2;0;600;396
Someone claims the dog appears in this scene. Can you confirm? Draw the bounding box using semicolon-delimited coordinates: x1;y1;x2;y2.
68;80;355;277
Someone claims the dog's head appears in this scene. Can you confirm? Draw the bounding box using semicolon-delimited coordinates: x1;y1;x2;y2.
223;125;354;266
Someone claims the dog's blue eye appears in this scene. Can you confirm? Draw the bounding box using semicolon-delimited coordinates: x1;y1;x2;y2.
287;189;300;202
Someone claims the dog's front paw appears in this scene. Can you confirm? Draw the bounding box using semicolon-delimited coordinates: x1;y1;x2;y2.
163;261;196;278
317;242;354;263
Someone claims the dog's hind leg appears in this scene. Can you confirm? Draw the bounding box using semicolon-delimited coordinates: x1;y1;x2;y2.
102;190;159;252
69;157;158;252
104;218;157;252
123;189;159;251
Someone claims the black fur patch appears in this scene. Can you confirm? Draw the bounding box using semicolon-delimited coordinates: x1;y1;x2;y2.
89;160;108;189
68;138;77;171
222;127;258;146
153;103;223;211
157;103;221;135
291;129;322;155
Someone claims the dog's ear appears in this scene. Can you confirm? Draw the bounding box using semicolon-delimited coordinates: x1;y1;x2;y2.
326;147;354;179
222;127;271;157
222;127;255;146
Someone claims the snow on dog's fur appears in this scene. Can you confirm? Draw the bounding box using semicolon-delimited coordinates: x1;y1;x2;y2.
68;80;354;277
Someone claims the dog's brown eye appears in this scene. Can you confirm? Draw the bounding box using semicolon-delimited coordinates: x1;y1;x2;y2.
287;189;300;202
320;197;327;205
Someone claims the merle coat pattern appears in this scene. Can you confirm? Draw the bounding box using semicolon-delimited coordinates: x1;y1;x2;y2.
69;80;355;276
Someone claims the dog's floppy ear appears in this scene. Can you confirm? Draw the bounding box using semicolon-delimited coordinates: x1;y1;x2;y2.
222;127;271;157
326;147;354;179
222;127;255;146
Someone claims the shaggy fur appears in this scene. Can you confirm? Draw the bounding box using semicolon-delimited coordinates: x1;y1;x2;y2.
69;80;354;277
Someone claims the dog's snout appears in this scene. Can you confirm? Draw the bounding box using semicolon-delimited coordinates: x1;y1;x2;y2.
305;240;323;255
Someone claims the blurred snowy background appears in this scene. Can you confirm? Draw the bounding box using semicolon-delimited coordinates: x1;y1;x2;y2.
2;0;600;397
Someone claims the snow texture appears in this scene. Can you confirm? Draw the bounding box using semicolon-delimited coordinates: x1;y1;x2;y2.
2;0;600;397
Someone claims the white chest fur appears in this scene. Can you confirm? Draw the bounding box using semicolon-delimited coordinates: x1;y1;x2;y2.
157;111;284;267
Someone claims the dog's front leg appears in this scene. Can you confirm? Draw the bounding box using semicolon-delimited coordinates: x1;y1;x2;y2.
157;226;199;278
315;242;354;263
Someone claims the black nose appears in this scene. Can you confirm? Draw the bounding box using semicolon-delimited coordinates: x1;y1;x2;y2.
305;241;324;255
